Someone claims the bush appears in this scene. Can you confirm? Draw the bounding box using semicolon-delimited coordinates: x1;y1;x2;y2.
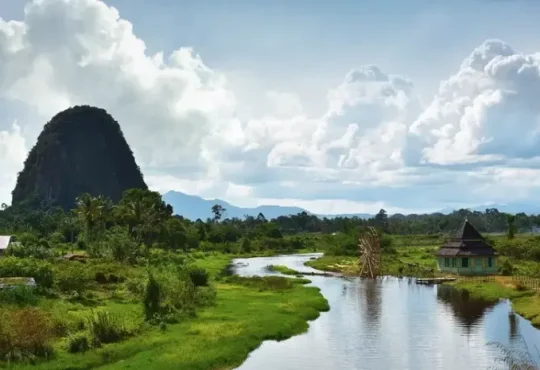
500;259;514;276
67;334;91;353
7;244;56;259
55;265;92;296
194;286;217;307
0;257;53;288
125;277;145;296
241;238;252;253
225;275;295;291
106;226;140;263
94;272;124;284
0;308;54;363
0;286;38;306
143;267;198;323
143;273;161;321
188;267;209;287
89;311;130;345
95;272;108;284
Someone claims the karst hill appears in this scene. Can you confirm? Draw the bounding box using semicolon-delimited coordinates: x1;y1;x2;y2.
12;105;148;210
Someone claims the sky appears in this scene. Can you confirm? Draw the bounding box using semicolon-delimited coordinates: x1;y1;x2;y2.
2;0;540;215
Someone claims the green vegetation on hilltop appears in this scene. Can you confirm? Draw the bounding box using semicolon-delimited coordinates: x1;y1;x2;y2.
12;106;148;210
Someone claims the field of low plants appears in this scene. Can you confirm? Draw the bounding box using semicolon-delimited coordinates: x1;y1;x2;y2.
0;251;329;369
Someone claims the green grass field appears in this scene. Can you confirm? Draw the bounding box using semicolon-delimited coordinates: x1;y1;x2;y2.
9;253;329;370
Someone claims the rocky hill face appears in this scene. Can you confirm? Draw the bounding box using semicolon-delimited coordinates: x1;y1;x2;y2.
12;105;147;210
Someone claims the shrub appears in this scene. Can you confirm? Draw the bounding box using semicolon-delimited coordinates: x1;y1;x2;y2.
125;277;145;296
67;334;91;353
0;308;54;363
0;286;39;306
143;267;198;323
194;286;217;307
95;272;108;284
106;226;140;263
188;267;209;287
89;311;130;345
7;244;56;259
55;265;92;296
0;257;53;288
241;238;252;253
500;259;514;276
225;275;294;291
143;273;161;321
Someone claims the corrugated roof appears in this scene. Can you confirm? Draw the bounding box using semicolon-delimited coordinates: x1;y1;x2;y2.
0;236;12;250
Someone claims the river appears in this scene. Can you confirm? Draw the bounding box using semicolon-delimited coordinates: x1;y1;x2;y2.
232;253;540;370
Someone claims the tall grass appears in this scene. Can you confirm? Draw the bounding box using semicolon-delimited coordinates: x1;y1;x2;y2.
0;308;54;364
0;286;39;306
88;311;131;345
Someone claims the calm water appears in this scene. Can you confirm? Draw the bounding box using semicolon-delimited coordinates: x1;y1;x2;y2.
232;253;540;370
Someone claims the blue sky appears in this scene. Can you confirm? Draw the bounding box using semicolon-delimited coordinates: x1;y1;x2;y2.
1;0;540;214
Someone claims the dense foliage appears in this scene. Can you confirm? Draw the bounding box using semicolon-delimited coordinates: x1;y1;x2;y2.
11;105;147;210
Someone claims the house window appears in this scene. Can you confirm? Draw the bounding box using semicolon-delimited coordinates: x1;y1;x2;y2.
444;258;450;267
488;257;493;268
462;258;469;268
451;259;456;267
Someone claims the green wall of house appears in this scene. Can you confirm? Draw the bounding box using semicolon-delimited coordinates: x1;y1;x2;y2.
437;256;497;275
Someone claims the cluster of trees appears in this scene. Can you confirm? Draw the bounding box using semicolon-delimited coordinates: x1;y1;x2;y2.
2;190;539;255
0;189;307;258
272;208;538;236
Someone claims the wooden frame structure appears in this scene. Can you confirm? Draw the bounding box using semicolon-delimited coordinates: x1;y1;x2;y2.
357;227;381;278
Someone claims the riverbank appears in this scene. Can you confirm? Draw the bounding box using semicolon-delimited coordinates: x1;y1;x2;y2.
9;253;329;370
306;251;540;328
305;246;438;277
448;278;540;328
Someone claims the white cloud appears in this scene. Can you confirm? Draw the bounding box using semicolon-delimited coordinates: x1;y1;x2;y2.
0;0;238;172
409;39;540;165
2;1;540;213
0;123;27;205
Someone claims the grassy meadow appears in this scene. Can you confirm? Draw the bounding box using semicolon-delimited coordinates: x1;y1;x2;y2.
1;252;328;369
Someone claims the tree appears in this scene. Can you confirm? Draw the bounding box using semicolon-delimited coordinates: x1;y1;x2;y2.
115;189;172;244
161;218;188;250
211;204;226;223
507;214;517;240
374;209;388;232
74;193;99;243
256;212;267;223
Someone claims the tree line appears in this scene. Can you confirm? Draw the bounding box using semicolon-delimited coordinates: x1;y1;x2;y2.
1;192;538;250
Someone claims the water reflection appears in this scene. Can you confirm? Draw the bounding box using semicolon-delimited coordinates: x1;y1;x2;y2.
436;285;498;333
509;312;519;340
233;254;540;370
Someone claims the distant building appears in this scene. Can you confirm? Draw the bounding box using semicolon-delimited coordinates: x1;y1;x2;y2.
436;219;497;275
0;235;15;257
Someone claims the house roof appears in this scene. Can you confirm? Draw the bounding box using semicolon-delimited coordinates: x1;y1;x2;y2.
0;236;12;250
436;220;496;257
454;220;483;240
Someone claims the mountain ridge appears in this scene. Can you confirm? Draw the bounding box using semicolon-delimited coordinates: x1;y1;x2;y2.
162;191;538;220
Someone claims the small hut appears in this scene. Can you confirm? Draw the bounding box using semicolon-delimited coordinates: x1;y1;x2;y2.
0;235;14;257
436;219;497;275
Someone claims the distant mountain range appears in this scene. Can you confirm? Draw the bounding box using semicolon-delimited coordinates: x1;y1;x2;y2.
162;191;539;220
162;191;307;220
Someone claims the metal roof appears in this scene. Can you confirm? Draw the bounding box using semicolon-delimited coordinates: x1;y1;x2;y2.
0;236;12;250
